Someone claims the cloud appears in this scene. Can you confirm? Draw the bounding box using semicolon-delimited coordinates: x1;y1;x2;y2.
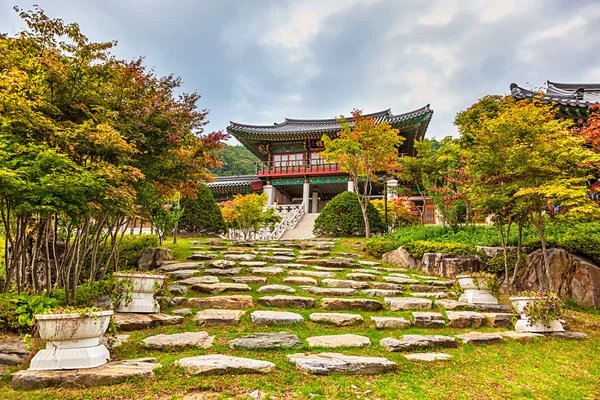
2;0;600;142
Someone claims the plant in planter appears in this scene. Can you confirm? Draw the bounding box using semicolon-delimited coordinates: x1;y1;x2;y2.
510;290;565;333
113;272;166;314
29;307;113;371
456;272;499;304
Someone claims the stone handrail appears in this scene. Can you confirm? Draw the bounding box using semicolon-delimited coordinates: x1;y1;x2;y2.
269;201;305;240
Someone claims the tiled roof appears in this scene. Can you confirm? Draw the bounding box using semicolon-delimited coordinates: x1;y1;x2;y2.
511;81;600;107
206;175;262;190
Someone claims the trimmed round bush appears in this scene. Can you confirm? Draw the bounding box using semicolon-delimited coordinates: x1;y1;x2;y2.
313;191;384;237
179;184;226;234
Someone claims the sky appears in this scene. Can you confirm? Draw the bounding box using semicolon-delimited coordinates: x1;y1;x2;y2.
2;0;600;142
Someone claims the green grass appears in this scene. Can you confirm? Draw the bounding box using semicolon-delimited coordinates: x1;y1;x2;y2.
2;238;599;399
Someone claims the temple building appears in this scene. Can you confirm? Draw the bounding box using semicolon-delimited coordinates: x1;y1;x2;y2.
207;105;435;221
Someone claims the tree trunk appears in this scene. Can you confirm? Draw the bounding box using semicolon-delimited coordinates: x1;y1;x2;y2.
531;209;552;291
510;222;523;294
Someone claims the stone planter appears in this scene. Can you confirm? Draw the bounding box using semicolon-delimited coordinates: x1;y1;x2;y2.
456;275;498;304
29;310;113;370
510;296;564;333
114;273;165;314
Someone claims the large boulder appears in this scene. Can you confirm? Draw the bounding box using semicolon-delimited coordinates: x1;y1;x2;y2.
382;247;421;268
421;253;484;278
138;248;174;270
476;246;516;258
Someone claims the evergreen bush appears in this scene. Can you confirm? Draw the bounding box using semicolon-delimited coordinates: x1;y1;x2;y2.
179;184;226;234
314;192;384;237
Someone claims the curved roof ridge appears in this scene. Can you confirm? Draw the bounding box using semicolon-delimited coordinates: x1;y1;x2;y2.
548;81;600;91
284;108;392;124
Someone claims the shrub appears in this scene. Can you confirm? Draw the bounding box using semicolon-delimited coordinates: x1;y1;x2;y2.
402;240;476;259
179;184;226;234
314;192;384;237
364;237;398;258
0;294;26;333
118;234;160;270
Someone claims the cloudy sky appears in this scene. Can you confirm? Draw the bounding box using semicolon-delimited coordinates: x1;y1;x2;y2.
2;0;600;141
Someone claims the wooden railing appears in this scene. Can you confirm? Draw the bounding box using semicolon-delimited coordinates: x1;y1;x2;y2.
256;161;341;177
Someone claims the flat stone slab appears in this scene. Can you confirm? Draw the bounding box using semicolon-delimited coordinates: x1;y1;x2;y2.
483;313;513;328
11;358;161;389
435;299;477;310
261;255;295;263
0;341;29;365
498;331;544;342
274;263;306;269
385;297;432;311
346;273;376;281
380;335;457;351
371;317;411;329
251;311;304;325
224;254;257;261
239;261;267;267
322;279;369;289
257;284;296;293
114;313;183;331
187;295;254;309
362;289;403;297
288;270;335;278
404;353;452;362
258;295;315;308
175;355;274;375
168;285;188;296
299;250;330;256
447;311;485;328
209;260;237;269
321;298;383;311
232;276;268;285
424;279;454;287
172;308;192;315
313;266;344;272
307;334;371;348
384;276;420;284
194;309;245;326
158;262;204;273
551;331;589;340
204;268;242;276
358;260;381;266
352;269;381;275
410;284;448;293
309;313;364;326
176;276;219;285
165;269;200;280
288;353;396;375
249;267;285;275
371;282;403;290
457;332;504;344
229;332;302;349
143;331;213;349
410;292;447;299
301;286;357;296
188;253;218;260
192;282;251;294
284;277;318;286
412;312;445;327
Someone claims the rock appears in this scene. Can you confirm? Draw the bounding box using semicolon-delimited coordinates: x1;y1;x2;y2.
333;252;360;258
446;311;485;328
166;269;199;280
358;260;381;266
273;251;295;257
371;317;411;329
352;268;381;274
194;309;245;326
299;250;330;256
551;331;589;340
435;299;477;310
284;277;318;286
313;266;344;272
209;260;237;269
11;358;161;389
421;253;484;278
362;289;403;297
370;282;403;290
188;253;218;260
274;263;307;269
143;331;213;349
476;246;516;258
258;295;315;308
315;243;334;250
209;245;228;251
307;334;371;348
157;296;185;307
187;295;254;309
168;285;188;295
380;335;457;351
456;332;504;344
261;256;295;263
248;267;285;276
301;286;358;296
239;261;267;267
346;273;376;281
251;311;304;325
382;247;421;268
409;284;447;292
204;268;242;276
498;331;544;342
385;297;432;310
383;276;419;284
175;355;274;375
309;313;364;327
288;270;335;278
176;276;219;285
288;353;396;375
100;334;129;348
412;312;445;327
313;258;355;268
192;282;251;294
229;332;303;349
138;248;174;270
483;313;513;328
158;262;204;273
321;298;383;311
114;313;183;331
172;308;192;316
404;353;452;362
410;292;447;299
322;279;369;289
424;279;455;287
472;304;510;313
0;341;29;365
257;284;296;293
224;254;256;261
232;276;267;285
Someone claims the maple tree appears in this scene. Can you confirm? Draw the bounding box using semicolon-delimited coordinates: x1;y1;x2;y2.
221;193;280;240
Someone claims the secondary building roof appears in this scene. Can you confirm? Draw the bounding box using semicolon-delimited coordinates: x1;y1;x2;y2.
205;175;263;191
510;81;600;108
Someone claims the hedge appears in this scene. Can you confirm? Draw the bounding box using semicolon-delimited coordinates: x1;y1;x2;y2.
314;192;384;237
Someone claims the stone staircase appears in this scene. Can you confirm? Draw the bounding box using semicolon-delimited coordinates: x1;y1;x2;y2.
281;213;319;240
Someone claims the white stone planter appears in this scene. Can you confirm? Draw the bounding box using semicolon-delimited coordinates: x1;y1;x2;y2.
29;310;113;370
456;275;498;304
114;273;165;314
510;296;564;333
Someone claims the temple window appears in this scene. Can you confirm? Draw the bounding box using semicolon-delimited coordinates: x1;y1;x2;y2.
310;152;326;166
273;153;303;167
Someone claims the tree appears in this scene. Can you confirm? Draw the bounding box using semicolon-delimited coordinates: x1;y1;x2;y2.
211;145;259;176
221;193;281;240
574;104;600;151
370;197;420;230
314;191;384;237
321;110;403;238
179;184;226;234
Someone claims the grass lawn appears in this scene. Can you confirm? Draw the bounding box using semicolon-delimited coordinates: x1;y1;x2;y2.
1;238;599;400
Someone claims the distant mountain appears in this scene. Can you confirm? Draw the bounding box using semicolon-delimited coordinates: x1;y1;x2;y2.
211;145;259;176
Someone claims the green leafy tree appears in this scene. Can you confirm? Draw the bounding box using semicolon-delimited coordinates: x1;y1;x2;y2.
179;184;226;234
221;193;281;240
211;145;259;176
314;192;384;237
